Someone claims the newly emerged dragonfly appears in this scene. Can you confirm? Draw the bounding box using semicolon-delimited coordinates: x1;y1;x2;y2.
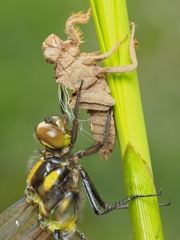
0;81;164;240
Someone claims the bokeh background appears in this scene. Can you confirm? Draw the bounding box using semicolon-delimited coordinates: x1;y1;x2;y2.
0;0;179;239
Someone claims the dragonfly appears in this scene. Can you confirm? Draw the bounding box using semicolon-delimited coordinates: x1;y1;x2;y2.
0;81;165;240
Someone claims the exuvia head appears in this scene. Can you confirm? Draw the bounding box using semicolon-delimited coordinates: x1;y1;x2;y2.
42;34;79;64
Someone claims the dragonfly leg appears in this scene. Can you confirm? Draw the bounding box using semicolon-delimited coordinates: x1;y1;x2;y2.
78;166;164;215
69;80;84;147
69;109;111;164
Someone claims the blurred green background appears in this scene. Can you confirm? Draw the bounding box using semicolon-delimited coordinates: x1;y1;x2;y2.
0;0;179;239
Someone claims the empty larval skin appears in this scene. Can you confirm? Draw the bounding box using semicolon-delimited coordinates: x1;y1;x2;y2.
42;9;137;160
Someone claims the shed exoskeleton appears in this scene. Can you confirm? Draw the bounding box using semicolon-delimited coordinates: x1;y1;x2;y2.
42;9;138;160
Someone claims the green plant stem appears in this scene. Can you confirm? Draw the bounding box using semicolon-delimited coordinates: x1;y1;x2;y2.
89;0;164;239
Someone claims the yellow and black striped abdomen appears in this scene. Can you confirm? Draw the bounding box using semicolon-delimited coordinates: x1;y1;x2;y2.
37;168;81;233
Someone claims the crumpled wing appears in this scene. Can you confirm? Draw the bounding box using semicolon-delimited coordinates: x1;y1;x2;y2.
18;225;54;240
0;198;38;240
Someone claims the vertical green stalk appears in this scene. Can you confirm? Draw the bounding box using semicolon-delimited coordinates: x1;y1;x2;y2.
89;0;164;239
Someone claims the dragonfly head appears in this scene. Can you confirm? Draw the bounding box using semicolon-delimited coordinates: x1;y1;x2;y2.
35;116;72;149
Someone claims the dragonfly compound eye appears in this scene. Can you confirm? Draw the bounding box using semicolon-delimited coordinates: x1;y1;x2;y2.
36;121;71;149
